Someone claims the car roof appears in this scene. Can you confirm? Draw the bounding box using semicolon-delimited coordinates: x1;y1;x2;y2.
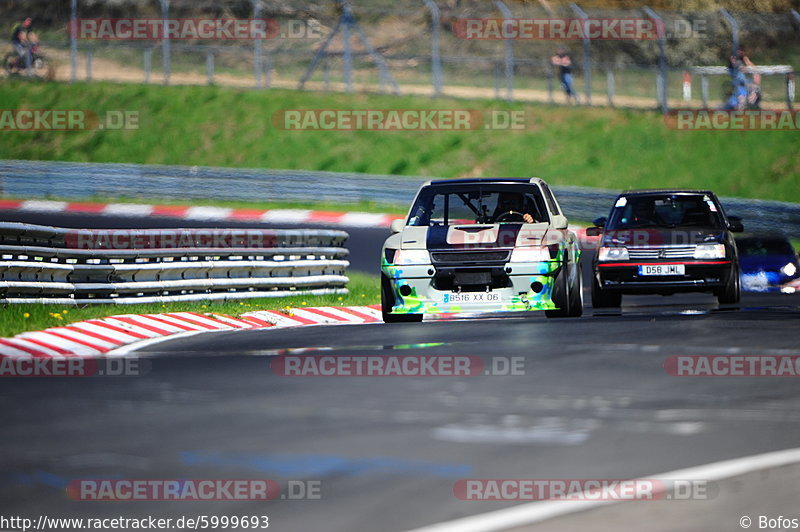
424;177;546;186
620;189;716;196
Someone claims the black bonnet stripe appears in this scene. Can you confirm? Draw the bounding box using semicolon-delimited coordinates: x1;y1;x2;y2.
426;224;523;250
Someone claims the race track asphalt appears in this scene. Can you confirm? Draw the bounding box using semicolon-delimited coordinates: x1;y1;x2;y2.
2;209;799;532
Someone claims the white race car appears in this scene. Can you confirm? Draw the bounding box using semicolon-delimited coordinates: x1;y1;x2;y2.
381;178;583;322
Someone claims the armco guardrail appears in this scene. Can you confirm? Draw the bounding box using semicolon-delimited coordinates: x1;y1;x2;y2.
2;160;799;237
0;222;349;305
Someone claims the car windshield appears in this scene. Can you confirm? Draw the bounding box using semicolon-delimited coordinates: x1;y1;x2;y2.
737;237;795;256
606;194;724;230
407;184;549;226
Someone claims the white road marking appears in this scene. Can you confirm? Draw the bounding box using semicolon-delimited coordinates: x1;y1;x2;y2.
102;203;154;217
20;200;68;212
406;447;800;532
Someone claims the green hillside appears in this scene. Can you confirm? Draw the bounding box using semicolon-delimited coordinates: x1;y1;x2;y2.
1;80;798;202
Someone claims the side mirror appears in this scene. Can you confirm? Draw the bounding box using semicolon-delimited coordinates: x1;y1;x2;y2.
592;217;607;228
390;219;405;234
551;214;569;230
585;226;603;237
728;216;744;233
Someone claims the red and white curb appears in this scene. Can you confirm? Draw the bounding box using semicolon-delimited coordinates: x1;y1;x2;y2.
0;305;383;359
0;199;402;228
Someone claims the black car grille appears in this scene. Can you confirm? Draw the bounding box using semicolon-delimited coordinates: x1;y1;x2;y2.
432;268;512;291
627;246;696;260
430;251;510;264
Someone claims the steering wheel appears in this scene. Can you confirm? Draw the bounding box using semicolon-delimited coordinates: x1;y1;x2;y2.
495;210;525;223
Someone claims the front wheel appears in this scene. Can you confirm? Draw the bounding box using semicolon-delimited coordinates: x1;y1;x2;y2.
716;266;741;304
545;259;583;318
381;275;423;323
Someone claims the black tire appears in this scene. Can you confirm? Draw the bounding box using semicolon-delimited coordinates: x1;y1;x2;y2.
716;266;741;305
568;259;584;317
545;257;583;318
381;275;423;323
32;56;55;81
2;52;18;76
591;274;622;308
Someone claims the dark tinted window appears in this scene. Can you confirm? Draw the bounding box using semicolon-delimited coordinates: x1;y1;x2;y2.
737;237;794;256
407;184;549;226
606;194;724;230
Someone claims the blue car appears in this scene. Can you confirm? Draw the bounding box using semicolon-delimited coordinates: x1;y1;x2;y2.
736;234;800;292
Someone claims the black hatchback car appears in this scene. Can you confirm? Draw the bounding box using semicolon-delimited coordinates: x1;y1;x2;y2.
587;190;743;307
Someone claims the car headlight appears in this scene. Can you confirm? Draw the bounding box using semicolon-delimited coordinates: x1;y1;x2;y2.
597;247;629;261
510;246;551;263
782;262;798;277
394;249;430;265
693;244;726;259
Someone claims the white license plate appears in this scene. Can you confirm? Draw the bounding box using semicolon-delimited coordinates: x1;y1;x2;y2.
638;264;685;276
441;292;501;304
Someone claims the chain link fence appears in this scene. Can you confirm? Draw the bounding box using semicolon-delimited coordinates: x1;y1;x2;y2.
7;1;799;110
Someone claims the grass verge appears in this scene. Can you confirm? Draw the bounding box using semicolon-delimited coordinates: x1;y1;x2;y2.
1;81;798;203
0;272;381;338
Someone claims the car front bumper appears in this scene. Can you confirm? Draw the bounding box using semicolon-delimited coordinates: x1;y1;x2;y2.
383;260;562;314
595;260;733;293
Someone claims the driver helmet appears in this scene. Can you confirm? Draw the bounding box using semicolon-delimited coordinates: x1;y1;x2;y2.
497;192;523;212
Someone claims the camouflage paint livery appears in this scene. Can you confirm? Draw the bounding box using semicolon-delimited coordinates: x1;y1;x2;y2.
382;229;581;315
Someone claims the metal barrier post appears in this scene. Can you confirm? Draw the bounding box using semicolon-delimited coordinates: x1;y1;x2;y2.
160;0;171;85
643;6;667;113
720;8;740;57
206;51;215;85
494;0;514;101
253;0;263;88
569;2;591;105
85;48;92;81
494;62;501;99
70;0;78;83
423;0;443;97
342;2;353;93
701;74;709;108
144;48;152;83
